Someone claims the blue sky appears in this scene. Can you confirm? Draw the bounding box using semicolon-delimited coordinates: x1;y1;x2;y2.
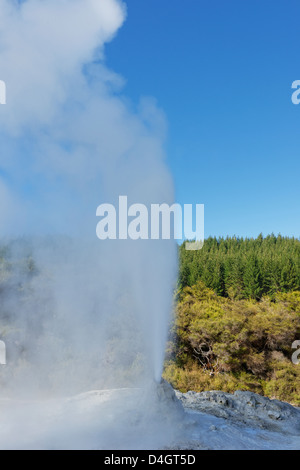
105;0;300;239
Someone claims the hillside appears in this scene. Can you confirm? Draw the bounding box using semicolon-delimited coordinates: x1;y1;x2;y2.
164;235;300;405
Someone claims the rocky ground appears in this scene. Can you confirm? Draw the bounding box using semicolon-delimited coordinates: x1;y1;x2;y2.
173;388;300;450
0;382;299;449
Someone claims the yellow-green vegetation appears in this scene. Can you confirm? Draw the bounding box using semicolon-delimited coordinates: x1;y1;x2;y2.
164;282;300;405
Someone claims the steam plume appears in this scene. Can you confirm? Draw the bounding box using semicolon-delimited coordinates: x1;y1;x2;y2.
0;0;178;448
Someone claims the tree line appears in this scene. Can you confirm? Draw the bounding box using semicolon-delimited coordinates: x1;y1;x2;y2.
178;234;300;300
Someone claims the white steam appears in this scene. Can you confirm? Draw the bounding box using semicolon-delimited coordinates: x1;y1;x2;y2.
0;0;178;449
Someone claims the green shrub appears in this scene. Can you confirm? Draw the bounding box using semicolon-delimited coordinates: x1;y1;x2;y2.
165;281;300;405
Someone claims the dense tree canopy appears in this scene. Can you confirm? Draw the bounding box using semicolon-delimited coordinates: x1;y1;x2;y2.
178;234;300;299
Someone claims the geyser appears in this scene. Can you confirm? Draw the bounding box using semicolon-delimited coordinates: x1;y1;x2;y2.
0;0;178;448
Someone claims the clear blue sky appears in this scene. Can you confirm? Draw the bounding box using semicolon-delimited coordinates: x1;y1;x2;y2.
105;0;300;239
